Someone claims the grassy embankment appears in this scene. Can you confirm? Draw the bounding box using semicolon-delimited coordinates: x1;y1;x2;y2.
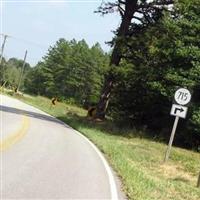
1;90;200;200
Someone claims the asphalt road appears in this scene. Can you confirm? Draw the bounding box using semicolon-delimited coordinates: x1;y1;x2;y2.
0;94;125;199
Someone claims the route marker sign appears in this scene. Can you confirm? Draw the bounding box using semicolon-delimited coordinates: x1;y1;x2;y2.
174;88;191;105
164;88;192;163
170;104;188;119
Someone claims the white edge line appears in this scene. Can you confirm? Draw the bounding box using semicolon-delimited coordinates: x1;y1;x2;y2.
0;94;119;200
45;116;119;200
72;129;119;200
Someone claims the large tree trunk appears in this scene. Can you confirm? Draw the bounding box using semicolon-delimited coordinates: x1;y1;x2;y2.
95;0;138;119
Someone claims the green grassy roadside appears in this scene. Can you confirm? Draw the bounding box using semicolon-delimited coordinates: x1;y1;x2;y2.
1;90;200;200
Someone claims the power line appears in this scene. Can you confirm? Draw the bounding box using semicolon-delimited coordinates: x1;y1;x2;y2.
0;33;49;49
11;36;49;49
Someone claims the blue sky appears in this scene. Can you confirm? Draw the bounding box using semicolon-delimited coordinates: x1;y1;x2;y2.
0;0;120;66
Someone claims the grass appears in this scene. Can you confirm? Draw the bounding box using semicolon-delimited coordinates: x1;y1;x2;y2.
1;89;200;200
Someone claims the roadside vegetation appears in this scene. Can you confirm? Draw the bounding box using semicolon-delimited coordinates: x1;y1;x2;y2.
0;0;200;198
1;89;200;200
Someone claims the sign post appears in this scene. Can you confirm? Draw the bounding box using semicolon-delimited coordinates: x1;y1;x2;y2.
164;116;179;163
164;88;192;163
197;172;200;188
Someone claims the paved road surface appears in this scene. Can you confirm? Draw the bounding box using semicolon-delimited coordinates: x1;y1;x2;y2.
0;94;125;199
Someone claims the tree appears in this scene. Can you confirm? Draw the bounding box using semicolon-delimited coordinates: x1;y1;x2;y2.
109;0;200;149
24;62;46;95
95;0;174;119
0;57;6;85
3;58;31;90
25;39;109;105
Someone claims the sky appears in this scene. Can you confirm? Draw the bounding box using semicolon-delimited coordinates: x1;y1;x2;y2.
0;0;120;66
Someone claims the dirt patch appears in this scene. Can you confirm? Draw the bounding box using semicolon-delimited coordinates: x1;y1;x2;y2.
158;163;196;183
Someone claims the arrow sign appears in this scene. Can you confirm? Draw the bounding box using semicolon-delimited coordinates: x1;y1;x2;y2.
170;104;188;119
164;89;191;163
174;107;184;114
165;104;188;162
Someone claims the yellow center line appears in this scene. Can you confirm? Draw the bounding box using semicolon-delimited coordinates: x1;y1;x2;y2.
0;115;30;151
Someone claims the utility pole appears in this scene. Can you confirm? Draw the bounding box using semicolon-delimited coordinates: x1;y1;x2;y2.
0;34;8;84
17;50;28;92
0;34;8;64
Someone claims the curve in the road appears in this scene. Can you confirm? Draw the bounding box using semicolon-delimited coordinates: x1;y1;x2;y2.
0;115;30;151
1;94;123;199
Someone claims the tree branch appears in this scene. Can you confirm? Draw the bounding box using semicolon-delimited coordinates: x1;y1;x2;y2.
138;0;174;9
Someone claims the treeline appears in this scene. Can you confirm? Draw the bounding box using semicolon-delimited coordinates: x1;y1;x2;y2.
0;58;31;90
108;0;200;149
25;39;109;105
0;40;109;105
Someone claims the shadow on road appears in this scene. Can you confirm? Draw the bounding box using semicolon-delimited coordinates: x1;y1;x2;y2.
0;105;71;128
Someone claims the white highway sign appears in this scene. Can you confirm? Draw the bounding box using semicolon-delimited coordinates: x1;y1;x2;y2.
174;88;191;105
164;88;192;163
170;104;188;119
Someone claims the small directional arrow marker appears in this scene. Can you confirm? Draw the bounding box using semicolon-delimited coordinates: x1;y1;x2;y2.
175;107;184;114
170;104;188;119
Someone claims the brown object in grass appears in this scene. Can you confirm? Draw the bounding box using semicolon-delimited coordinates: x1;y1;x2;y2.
87;107;96;117
51;97;57;105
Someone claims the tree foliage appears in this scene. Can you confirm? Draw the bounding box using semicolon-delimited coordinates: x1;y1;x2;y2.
25;39;109;105
95;0;174;119
109;0;200;149
0;57;31;89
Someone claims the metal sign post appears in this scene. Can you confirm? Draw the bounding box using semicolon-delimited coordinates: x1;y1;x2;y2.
197;172;200;188
164;116;179;163
164;88;192;163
